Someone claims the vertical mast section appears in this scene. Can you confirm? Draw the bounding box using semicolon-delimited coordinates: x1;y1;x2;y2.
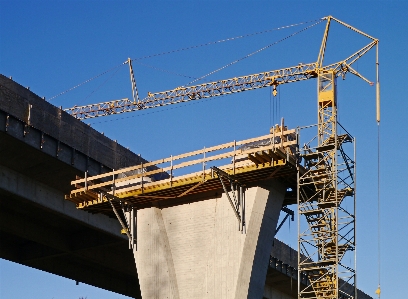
298;71;356;299
298;15;356;299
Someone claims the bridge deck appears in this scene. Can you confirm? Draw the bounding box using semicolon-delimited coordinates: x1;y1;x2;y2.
66;128;302;216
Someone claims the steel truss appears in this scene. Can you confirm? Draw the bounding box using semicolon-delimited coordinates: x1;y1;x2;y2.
297;72;356;299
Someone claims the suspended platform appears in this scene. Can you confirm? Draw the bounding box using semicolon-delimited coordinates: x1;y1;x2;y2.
65;126;303;217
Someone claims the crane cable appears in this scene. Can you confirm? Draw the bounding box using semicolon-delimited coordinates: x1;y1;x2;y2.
83;66;122;102
375;122;381;298
48;18;323;102
48;62;127;101
185;19;324;86
375;41;381;299
130;19;323;63
132;60;197;80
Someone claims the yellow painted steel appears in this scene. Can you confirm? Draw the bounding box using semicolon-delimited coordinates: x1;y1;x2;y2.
66;128;299;212
64;17;378;121
63;16;380;299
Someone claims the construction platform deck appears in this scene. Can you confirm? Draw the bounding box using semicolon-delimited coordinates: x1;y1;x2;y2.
65;127;302;216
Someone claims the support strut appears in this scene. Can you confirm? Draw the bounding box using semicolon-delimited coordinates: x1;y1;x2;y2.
101;191;137;251
211;166;246;232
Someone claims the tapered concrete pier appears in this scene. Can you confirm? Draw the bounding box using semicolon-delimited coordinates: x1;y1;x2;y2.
134;181;285;299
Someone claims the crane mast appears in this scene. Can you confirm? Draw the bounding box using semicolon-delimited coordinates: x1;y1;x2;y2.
63;16;379;299
297;17;378;299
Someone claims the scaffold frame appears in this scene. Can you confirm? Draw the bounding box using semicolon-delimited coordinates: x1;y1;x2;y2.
297;72;357;299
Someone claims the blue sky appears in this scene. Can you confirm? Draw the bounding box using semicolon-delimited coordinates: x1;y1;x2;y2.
1;1;407;298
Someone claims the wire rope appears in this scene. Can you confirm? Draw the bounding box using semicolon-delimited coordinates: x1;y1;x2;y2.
132;60;198;80
48;62;127;101
48;18;322;102
375;42;381;299
376;122;381;298
130;19;323;62
82;66;122;102
185;19;324;86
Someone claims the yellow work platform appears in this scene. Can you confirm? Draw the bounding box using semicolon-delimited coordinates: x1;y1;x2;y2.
65;127;301;216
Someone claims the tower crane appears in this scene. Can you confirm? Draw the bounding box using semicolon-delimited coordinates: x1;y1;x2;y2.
65;16;379;299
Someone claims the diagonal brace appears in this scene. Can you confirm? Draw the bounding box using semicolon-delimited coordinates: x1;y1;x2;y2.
275;206;294;236
101;191;137;251
211;166;245;232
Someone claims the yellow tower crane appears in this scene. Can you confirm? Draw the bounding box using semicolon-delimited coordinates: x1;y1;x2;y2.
65;16;379;299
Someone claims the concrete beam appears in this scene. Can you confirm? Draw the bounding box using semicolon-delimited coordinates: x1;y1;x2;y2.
0;164;123;236
0;163;141;298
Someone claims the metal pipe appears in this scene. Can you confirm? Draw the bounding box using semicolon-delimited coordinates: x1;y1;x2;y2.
107;195;131;240
354;137;358;299
141;162;144;194
239;185;243;232
131;207;135;250
233;140;236;175
170;155;173;187
203;146;206;180
243;188;246;234
376;42;380;123
112;170;116;196
297;168;301;296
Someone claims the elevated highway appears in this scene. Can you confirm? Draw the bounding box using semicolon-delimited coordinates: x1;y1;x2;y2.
0;75;372;299
0;74;155;297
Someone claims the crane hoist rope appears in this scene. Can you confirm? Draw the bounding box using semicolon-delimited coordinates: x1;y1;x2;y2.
376;40;381;299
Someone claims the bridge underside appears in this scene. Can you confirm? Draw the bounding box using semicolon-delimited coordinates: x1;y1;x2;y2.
0;187;138;296
0;75;373;299
0;130;141;298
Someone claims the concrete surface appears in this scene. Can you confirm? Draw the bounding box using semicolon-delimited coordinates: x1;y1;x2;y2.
0;75;373;299
134;182;286;299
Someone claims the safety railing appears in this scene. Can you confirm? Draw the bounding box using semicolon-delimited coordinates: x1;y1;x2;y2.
70;128;298;194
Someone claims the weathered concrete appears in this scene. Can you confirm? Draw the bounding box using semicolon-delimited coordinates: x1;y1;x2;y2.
134;181;286;299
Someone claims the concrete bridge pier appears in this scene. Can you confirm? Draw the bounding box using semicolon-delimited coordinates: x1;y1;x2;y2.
134;180;286;299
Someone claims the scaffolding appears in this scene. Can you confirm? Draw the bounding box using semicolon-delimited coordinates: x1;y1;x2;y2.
297;71;356;299
66;125;299;218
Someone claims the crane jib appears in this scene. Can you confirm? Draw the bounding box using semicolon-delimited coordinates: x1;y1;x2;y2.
64;18;377;120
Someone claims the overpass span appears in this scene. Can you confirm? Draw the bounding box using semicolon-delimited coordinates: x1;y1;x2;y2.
0;74;160;297
0;75;372;299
